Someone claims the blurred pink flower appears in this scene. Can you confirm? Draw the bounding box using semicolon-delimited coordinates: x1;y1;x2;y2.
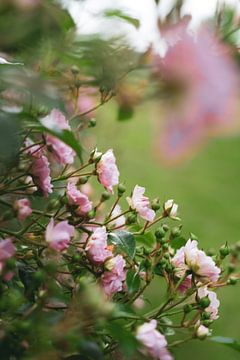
77;88;97;119
154;20;238;163
172;239;221;282
111;204;126;228
45;218;75;251
101;255;126;296
96;149;119;193
66;182;92;215
41;109;75;165
136;320;173;360
0;239;16;277
30;154;53;197
198;286;220;320
127;185;155;222
14;198;32;221
86;227;112;264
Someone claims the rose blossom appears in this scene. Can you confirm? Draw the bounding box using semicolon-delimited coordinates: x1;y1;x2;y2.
30;154;53;197
66;182;92;215
45;218;75;251
41;109;75;165
198;286;220;320
110;204;125;228
0;238;16;276
96;149;119;193
154;19;238;163
172;239;221;282
14;198;32;221
136;320;173;360
86;227;112;264
127;185;155;222
101;255;126;296
164;199;178;218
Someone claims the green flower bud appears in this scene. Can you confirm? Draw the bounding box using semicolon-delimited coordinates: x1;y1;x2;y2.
126;213;137;225
78;176;89;185
155;227;165;239
87;209;96;219
88;118;97;128
198;296;211;309
117;183;126;196
202;311;211;320
183;304;193;313
171;226;181;238
44;262;57;275
151;198;161;211
47;198;61;210
71;65;79;75
159;258;167;268
101;191;111;202
219;243;230;258
72;254;81;263
165;262;173;273
227;277;237;285
202;319;213;327
162;243;169;251
162;224;169;232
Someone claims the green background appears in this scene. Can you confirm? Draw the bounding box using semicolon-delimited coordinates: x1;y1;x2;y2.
94;101;240;360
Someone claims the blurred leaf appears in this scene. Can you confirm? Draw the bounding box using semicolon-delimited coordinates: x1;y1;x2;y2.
0;111;20;175
126;270;141;294
117;105;134;121
130;225;156;249
108;230;136;258
170;236;186;250
107;322;138;358
160;317;175;336
210;336;240;352
104;9;140;29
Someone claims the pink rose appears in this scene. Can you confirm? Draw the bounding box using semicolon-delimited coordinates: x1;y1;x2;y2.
172;239;221;282
45;218;75;251
154;20;238;163
111;204;125;228
136;320;173;360
14;198;32;221
198;287;220;320
0;239;16;277
41;109;75;165
30;154;53;197
66;182;92;215
86;227;112;264
127;185;155;222
101;255;126;296
96;149;119;193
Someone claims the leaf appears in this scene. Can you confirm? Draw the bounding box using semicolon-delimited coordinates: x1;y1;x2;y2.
170;236;186;250
126;270;141;294
117;106;134;121
39;122;83;163
210;336;240;352
108;230;136;259
107;322;138;358
104;9;140;29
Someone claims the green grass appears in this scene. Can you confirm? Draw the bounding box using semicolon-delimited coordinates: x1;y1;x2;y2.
92;101;240;360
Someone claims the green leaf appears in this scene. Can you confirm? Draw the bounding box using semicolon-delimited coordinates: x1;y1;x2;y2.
39;122;83;163
104;9;140;29
106;322;138;358
210;336;240;352
170;236;186;250
117;106;134;121
108;230;136;258
126;270;141;294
